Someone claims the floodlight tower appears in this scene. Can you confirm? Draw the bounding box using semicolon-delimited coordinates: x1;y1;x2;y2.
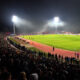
53;17;60;34
47;16;64;34
12;15;18;34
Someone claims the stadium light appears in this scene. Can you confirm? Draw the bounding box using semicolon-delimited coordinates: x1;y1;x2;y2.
54;17;59;23
12;15;18;34
48;16;64;34
12;16;18;23
53;17;60;33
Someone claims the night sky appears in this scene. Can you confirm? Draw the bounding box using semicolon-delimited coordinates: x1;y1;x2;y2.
0;0;80;33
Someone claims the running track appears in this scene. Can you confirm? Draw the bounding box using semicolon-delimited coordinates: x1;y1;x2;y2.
19;37;80;58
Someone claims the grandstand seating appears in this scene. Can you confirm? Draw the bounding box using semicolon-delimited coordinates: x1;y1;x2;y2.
0;34;80;80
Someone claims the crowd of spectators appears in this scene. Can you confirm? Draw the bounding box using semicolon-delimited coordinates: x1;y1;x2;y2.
0;34;80;80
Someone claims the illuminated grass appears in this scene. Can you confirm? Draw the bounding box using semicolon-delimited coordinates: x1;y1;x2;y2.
21;34;80;51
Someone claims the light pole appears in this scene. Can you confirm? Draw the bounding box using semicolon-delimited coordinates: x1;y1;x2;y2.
53;17;60;34
55;25;58;34
12;15;17;34
48;17;64;34
13;23;15;34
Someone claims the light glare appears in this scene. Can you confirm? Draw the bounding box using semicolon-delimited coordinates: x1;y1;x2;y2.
12;16;18;23
54;17;59;22
47;16;64;27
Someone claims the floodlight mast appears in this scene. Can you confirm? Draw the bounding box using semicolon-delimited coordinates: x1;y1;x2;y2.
12;16;17;34
13;23;15;34
53;17;60;34
55;25;58;34
48;17;64;34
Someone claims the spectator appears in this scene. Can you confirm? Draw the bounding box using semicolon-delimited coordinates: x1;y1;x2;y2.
30;73;38;80
18;72;27;80
0;72;12;80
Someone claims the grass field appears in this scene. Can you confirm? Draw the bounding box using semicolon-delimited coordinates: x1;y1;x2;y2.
21;34;80;51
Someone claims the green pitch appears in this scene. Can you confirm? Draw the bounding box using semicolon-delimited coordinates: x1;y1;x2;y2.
21;34;80;51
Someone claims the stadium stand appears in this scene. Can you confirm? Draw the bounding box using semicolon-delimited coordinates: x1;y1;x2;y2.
0;34;80;80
